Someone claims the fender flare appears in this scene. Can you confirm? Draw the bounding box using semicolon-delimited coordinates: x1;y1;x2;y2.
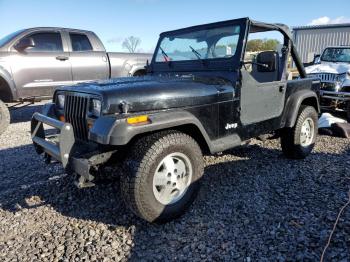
89;110;213;150
0;68;18;102
282;90;320;128
128;64;147;76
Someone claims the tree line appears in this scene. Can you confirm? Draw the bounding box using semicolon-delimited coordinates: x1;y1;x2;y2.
246;39;280;52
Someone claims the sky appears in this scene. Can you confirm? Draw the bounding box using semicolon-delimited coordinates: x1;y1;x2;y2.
0;0;350;53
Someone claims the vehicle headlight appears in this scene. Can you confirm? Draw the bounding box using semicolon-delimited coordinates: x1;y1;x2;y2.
57;94;65;109
90;99;101;117
336;72;350;85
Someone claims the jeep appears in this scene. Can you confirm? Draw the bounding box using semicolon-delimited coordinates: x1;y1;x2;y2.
31;18;320;223
305;46;350;121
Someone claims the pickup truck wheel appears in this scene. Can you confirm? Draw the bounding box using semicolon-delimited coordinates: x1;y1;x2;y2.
0;100;10;135
281;106;318;159
120;131;204;223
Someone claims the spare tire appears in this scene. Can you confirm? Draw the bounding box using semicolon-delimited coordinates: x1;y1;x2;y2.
0;99;10;135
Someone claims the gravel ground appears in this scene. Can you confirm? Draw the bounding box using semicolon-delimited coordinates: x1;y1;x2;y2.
0;104;350;261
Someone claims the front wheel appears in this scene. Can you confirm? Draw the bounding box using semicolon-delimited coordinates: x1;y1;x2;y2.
120;131;204;223
281;106;318;159
0;100;10;136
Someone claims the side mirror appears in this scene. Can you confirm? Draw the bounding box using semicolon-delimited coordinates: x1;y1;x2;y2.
14;37;35;51
313;54;321;64
256;51;277;72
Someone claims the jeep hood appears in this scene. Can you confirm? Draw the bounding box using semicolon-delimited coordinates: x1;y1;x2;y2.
57;75;233;114
305;62;350;75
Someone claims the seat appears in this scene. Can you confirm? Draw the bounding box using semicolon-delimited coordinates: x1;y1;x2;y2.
251;51;279;83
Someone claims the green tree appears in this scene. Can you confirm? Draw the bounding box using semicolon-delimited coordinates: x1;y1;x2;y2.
246;39;263;52
263;39;280;51
246;39;280;52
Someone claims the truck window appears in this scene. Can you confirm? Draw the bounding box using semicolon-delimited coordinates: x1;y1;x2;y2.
244;30;284;83
0;29;26;47
24;32;63;52
70;33;93;51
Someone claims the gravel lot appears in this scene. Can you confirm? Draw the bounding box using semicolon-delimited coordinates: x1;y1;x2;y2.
0;104;350;261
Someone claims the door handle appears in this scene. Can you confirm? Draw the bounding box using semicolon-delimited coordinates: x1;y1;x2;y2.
56;56;69;61
279;85;285;92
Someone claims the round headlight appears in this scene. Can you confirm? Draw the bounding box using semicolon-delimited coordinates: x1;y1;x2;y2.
90;99;101;117
57;94;65;109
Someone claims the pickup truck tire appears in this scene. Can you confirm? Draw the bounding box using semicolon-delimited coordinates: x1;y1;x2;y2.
0;100;10;135
120;131;204;223
281;105;318;159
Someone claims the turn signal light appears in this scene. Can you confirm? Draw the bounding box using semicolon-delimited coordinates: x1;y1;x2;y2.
127;115;150;125
59;116;65;122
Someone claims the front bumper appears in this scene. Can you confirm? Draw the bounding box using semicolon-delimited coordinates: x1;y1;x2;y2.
31;112;116;187
319;89;350;112
320;90;350;101
31;112;75;168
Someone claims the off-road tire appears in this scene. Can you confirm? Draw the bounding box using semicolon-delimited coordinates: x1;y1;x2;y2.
120;131;204;223
346;102;350;123
0;100;10;135
281;106;318;159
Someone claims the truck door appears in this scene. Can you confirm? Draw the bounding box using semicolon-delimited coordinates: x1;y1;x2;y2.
240;51;287;125
12;31;72;98
68;32;109;83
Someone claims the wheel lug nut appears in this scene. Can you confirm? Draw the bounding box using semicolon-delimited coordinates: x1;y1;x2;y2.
173;183;176;187
167;181;171;185
167;173;171;177
177;175;180;179
174;169;177;173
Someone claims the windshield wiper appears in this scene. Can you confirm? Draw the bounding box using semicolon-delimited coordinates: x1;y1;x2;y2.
189;45;204;63
159;47;171;64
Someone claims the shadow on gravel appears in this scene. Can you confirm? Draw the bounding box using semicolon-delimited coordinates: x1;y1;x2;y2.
9;104;44;124
0;141;350;260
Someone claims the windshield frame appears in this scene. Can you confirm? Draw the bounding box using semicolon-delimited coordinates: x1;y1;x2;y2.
320;47;350;63
150;18;247;72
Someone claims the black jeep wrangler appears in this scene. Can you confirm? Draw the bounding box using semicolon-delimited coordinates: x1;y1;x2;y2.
31;18;320;223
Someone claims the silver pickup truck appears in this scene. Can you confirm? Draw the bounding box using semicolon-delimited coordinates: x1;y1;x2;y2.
0;27;152;134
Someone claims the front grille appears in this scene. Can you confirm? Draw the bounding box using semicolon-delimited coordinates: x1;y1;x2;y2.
64;94;89;141
308;73;337;83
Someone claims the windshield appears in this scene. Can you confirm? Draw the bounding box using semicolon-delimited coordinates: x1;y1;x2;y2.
0;30;25;47
155;25;241;63
321;47;350;63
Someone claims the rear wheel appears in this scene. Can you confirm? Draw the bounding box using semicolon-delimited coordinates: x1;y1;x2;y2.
120;131;204;223
0;100;10;135
281;106;318;159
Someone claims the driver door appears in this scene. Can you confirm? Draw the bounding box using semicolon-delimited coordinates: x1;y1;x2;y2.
240;51;287;125
12;31;72;98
